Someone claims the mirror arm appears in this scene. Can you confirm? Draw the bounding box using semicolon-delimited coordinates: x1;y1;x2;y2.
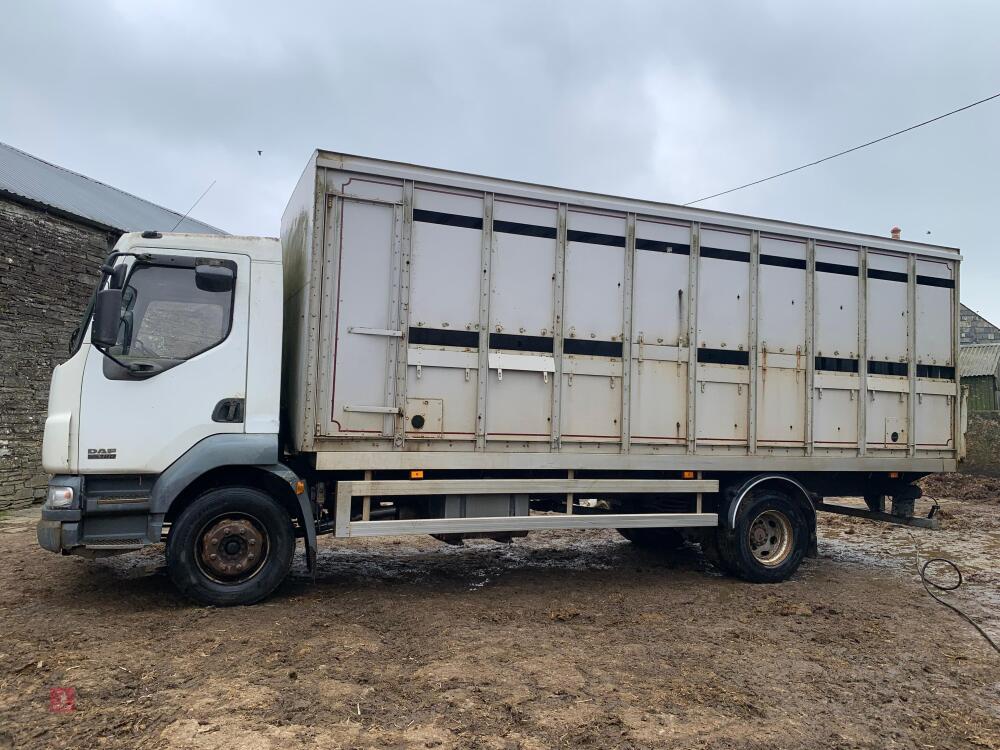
93;343;135;373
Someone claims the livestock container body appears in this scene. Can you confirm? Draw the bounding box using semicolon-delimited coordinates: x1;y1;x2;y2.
282;151;963;474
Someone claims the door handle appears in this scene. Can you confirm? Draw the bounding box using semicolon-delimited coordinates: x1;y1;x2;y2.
212;398;245;423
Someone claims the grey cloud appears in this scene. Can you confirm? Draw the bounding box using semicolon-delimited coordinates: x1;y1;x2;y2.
1;0;997;318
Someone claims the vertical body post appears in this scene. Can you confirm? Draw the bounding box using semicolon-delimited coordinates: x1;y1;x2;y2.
907;254;917;456
621;213;636;453
857;247;868;456
476;193;494;451
551;204;568;451
309;168;331;446
748;230;760;454
316;187;340;435
394;181;414;448
383;205;404;437
566;469;574;514
804;238;816;455
686;222;700;453
951;257;962;454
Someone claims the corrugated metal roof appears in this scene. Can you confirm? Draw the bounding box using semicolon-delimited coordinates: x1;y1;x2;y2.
0;141;224;234
959;344;1000;377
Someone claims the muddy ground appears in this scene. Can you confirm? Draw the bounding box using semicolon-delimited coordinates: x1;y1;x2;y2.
0;475;997;749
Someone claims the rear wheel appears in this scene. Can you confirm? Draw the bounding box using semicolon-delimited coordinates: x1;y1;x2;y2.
167;486;295;606
618;527;685;550
716;489;810;583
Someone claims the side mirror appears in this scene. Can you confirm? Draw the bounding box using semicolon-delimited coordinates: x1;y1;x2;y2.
91;288;123;347
196;264;235;293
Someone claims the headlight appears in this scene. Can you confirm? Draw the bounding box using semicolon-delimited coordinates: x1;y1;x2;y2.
46;486;75;509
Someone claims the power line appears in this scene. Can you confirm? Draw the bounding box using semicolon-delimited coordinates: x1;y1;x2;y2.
683;90;1000;206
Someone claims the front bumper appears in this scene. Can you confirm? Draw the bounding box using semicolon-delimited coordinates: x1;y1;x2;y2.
37;517;81;553
37;474;156;557
37;475;84;553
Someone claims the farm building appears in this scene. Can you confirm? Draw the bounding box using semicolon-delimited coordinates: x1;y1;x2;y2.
0;141;223;510
960;305;1000;345
959;344;1000;412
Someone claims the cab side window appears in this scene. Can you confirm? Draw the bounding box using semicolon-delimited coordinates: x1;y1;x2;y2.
109;264;234;365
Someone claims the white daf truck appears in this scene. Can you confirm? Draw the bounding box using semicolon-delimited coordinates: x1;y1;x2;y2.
37;150;964;605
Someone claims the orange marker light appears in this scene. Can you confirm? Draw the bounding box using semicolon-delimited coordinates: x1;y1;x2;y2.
294;480;306;495
410;470;424;479
682;470;696;479
888;471;900;479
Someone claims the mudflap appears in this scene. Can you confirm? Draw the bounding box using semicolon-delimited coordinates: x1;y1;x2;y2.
295;487;318;573
807;526;819;558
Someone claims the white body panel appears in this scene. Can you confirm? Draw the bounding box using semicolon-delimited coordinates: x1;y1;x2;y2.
280;151;962;472
49;233;283;476
41;344;89;473
77;249;249;473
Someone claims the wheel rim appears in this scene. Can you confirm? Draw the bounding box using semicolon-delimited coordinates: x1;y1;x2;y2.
195;513;270;584
747;510;793;567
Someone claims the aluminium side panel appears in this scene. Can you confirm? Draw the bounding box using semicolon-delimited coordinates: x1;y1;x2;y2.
866;252;910;451
561;209;626;443
630;218;690;444
299;152;961;471
695;228;751;446
813;244;861;448
486;198;558;441
318;172;405;438
406;187;482;440
756;236;808;447
914;258;958;449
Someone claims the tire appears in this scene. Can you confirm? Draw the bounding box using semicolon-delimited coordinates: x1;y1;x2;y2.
716;489;810;583
167;486;295;606
617;527;685;550
698;529;737;574
863;494;885;513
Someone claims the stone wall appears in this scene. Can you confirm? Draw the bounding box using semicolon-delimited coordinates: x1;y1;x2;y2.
961;411;1000;476
0;197;117;511
960;304;1000;345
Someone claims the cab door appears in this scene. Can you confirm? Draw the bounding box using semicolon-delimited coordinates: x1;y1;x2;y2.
77;251;250;474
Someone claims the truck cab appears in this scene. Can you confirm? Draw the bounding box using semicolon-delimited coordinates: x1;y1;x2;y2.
37;232;311;604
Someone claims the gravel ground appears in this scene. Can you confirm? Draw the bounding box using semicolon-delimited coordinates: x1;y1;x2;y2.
0;474;997;749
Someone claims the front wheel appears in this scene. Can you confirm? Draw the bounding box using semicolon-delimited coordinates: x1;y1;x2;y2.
716;490;810;583
167;486;295;606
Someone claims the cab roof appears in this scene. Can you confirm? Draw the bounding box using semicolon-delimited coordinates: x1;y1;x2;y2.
115;232;281;263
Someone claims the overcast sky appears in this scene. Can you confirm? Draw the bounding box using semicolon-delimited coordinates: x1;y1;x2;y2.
2;1;998;321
